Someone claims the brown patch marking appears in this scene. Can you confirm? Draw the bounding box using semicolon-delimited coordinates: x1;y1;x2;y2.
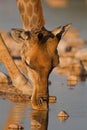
27;4;33;17
18;2;25;14
23;0;29;3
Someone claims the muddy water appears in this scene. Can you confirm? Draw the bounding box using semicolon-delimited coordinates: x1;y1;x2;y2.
0;0;87;130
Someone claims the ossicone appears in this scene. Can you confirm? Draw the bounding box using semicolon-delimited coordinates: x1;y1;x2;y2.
52;23;72;41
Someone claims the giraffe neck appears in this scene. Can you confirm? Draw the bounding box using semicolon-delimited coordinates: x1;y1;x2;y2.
16;0;45;31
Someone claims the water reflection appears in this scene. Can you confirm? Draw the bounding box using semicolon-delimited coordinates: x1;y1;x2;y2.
1;99;69;130
3;103;29;130
3;102;48;130
31;110;48;130
57;110;69;123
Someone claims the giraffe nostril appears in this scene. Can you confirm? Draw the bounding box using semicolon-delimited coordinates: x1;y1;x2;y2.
38;33;43;41
24;31;30;39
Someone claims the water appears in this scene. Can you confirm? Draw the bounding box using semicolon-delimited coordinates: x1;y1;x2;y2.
0;0;87;130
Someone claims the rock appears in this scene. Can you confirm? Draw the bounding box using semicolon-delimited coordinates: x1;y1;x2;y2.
55;58;85;76
64;28;85;47
58;28;85;57
75;48;87;61
59;57;82;69
57;110;69;122
58;41;78;58
31;120;41;128
58;110;69;117
58;57;74;68
8;123;24;130
49;96;57;103
82;61;87;71
58;40;68;55
64;28;79;39
67;75;80;86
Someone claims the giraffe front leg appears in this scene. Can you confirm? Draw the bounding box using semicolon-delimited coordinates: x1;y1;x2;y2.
0;34;33;96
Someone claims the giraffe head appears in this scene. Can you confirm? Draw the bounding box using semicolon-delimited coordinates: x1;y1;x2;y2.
11;24;71;110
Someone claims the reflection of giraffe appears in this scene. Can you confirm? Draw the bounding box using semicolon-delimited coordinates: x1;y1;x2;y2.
0;0;71;110
16;0;45;31
31;110;48;130
3;103;48;130
3;103;29;130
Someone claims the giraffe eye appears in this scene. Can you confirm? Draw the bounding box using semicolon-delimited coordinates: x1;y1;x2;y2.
38;33;43;41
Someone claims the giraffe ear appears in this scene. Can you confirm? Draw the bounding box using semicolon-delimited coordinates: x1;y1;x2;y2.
11;28;30;43
52;23;71;41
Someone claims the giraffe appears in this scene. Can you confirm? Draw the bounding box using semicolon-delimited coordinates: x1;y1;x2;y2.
0;0;71;110
11;24;71;110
